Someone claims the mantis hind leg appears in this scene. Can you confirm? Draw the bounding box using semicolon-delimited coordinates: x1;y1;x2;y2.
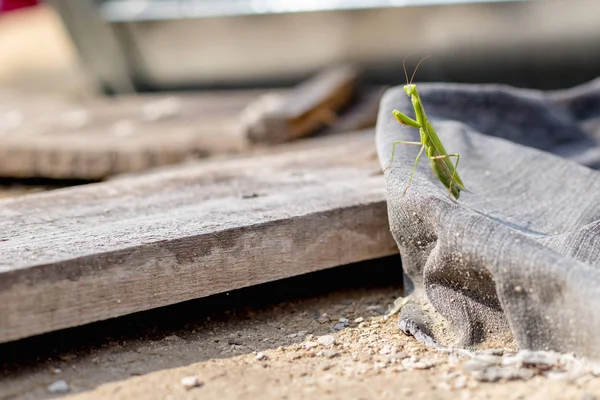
383;140;423;173
429;153;461;199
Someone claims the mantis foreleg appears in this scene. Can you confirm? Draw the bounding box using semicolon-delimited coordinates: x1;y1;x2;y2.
393;109;420;128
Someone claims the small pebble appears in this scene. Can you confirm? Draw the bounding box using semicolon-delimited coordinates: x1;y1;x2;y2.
385;297;409;318
454;375;467;389
472;366;536;382
517;349;560;369
480;348;505;356
48;380;70;393
339;317;349;323
443;372;460;381
319;350;339;358
303;341;318;349
413;361;434;370
374;362;387;370
333;323;347;331
354;317;364;323
316;313;330;324
256;352;268;361
464;355;501;371
366;305;385;314
474;354;502;364
180;376;203;390
317;335;335;347
547;371;569;381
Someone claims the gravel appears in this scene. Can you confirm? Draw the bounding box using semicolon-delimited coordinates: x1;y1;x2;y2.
180;376;203;390
317;335;335;347
47;380;70;394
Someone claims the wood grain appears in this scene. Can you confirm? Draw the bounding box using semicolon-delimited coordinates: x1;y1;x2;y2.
0;130;396;343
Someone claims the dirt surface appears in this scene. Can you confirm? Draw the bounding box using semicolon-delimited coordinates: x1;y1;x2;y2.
2;258;600;400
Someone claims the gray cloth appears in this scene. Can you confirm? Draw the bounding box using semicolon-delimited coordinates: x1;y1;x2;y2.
376;78;600;359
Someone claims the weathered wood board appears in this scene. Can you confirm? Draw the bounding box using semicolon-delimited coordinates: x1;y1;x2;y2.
0;90;270;180
0;130;397;344
0;82;379;181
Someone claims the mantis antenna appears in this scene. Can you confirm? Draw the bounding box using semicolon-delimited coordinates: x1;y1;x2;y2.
402;53;413;85
409;55;431;84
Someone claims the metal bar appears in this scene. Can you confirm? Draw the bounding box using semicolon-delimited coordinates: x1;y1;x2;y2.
100;0;529;22
50;0;136;94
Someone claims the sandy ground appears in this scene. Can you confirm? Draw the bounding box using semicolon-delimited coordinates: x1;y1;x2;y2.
1;258;600;400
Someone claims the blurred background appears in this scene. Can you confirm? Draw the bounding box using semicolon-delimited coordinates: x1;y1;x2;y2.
0;0;599;192
2;0;599;95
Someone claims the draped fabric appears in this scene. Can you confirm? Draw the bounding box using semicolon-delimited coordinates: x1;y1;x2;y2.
376;79;600;358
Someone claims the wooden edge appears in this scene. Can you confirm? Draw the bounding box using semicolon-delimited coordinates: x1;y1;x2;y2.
241;64;360;144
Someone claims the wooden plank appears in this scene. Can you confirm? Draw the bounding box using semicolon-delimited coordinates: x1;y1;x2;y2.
0;81;371;181
0;130;396;344
0;90;271;180
241;65;359;144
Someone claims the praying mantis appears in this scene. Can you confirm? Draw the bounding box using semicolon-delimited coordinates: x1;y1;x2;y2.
385;56;467;200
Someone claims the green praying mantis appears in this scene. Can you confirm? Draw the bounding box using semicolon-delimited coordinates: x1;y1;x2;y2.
384;56;467;200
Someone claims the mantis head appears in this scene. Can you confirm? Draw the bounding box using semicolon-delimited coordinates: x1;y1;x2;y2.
403;84;417;97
